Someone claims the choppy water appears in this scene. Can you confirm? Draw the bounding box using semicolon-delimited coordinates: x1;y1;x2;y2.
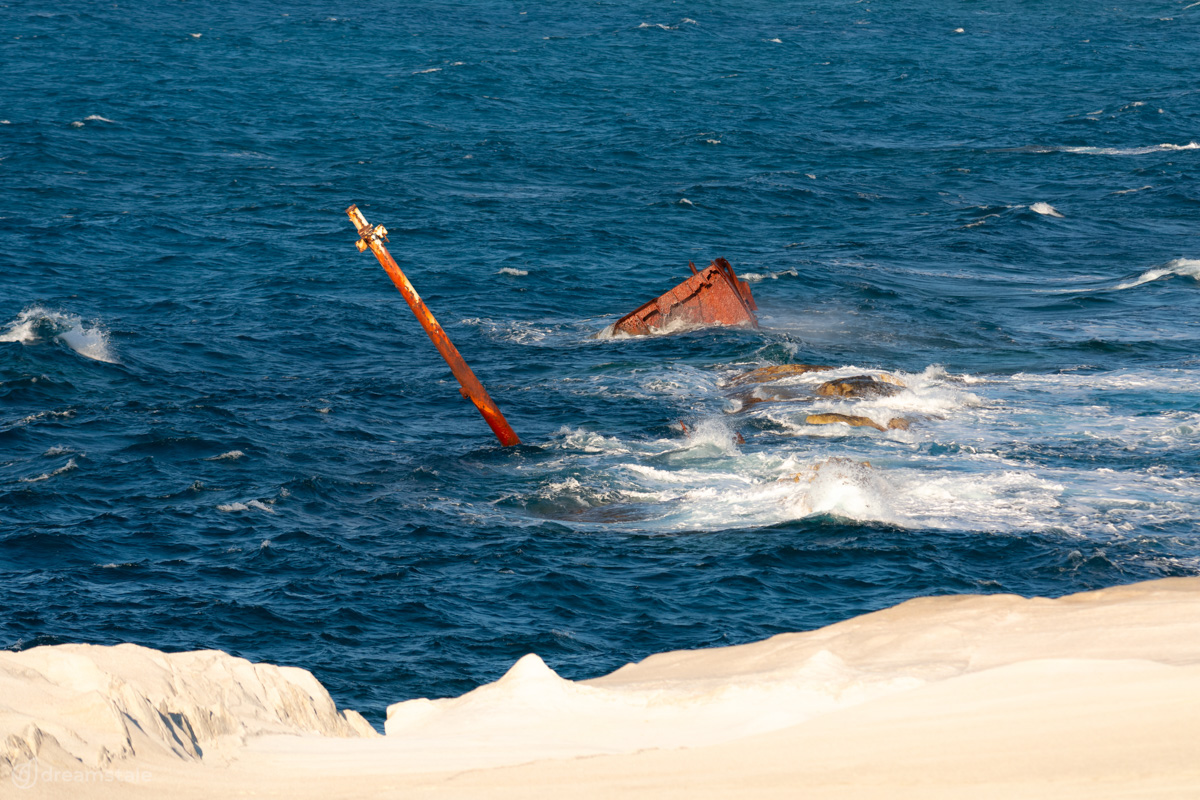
2;0;1199;724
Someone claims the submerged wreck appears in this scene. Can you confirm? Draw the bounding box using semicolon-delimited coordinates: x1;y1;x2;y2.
612;258;759;336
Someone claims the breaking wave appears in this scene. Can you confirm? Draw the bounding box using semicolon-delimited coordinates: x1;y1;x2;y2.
0;307;118;363
1114;258;1200;290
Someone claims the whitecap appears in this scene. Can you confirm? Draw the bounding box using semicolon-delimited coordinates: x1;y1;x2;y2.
678;198;694;206
497;267;528;276
767;38;782;43
20;457;78;483
84;115;115;123
1058;142;1199;156
217;500;275;513
413;68;442;74
1111;185;1152;195
0;306;118;363
1029;202;1064;217
69;121;84;128
1114;258;1200;290
208;450;245;461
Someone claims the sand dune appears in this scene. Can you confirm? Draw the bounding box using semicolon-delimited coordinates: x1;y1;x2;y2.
4;577;1199;798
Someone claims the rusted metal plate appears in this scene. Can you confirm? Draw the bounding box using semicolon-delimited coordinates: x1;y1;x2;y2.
613;258;759;336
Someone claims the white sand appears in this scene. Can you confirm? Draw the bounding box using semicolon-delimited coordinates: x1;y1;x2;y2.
4;577;1199;798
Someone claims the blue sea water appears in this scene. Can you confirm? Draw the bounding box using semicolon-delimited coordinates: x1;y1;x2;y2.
2;0;1199;725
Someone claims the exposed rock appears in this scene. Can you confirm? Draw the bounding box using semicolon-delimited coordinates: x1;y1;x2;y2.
887;417;911;430
815;375;903;399
725;364;834;388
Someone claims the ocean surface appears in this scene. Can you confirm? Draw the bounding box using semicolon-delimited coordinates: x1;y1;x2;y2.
2;0;1198;725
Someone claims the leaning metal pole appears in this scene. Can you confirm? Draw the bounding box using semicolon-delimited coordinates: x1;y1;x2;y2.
346;205;521;447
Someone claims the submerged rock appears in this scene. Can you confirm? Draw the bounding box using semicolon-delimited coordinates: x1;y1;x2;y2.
815;375;903;399
725;385;810;413
806;412;888;431
805;413;909;432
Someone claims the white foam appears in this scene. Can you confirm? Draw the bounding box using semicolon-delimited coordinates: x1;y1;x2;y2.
84;115;115;123
1112;185;1152;195
0;307;118;363
461;317;550;345
497;267;528;276
190;32;202;38
1114;258;1200;290
678;198;694;206
768;37;782;43
208;450;245;461
495;362;1200;537
638;22;677;30
69;121;84;128
740;268;798;282
413;68;441;74
681;18;698;24
594;315;708;340
1030;202;1064;217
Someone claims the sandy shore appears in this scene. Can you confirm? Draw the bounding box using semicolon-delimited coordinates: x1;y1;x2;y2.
4;577;1199;798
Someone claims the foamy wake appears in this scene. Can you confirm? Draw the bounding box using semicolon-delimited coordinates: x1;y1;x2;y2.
0;307;118;363
1114;258;1200;290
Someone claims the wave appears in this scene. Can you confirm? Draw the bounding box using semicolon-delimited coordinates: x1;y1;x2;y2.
0;306;118;363
1114;258;1200;290
497;267;528;276
20;457;78;483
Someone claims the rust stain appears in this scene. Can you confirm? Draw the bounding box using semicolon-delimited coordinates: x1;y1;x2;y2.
347;205;521;447
613;258;759;336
